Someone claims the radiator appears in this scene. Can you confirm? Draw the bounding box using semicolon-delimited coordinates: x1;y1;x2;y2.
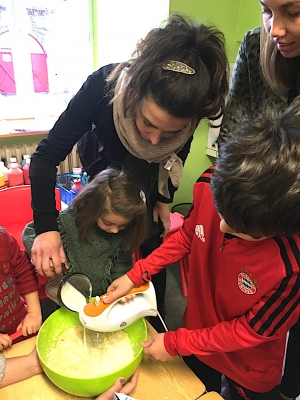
0;143;81;174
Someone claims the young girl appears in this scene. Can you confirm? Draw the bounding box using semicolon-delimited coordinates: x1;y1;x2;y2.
0;227;41;350
23;167;148;297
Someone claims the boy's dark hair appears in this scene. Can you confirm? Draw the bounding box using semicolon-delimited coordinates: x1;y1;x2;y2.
211;96;300;238
107;13;228;124
70;167;147;252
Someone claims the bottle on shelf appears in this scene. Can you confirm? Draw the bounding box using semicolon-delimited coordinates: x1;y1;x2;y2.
7;162;24;187
82;171;88;186
0;161;9;188
71;178;83;194
0;173;6;190
7;157;21;169
23;158;31;185
21;154;30;168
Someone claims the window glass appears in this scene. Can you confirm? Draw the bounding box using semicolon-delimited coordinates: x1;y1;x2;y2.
0;0;92;119
0;0;169;121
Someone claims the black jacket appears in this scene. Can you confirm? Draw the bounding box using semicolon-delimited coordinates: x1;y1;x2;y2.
30;64;193;235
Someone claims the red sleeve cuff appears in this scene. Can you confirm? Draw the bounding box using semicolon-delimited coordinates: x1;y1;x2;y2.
164;331;178;356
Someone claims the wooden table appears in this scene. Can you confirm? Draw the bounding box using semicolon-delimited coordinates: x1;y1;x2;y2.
2;322;206;400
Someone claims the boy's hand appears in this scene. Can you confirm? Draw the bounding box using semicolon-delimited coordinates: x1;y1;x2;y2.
103;274;135;304
141;333;173;361
17;312;42;336
0;333;12;350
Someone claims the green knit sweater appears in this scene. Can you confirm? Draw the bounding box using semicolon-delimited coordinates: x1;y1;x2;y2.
22;208;132;296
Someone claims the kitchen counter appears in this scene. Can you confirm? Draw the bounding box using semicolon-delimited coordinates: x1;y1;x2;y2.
2;322;206;400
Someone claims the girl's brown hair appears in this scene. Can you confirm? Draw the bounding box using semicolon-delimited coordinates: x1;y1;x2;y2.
70;168;148;252
107;13;229;124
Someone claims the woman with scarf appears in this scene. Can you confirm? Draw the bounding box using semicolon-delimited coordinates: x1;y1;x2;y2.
29;13;228;331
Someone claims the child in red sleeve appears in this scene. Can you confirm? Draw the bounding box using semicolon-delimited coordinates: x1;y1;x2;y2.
0;227;41;350
103;98;300;400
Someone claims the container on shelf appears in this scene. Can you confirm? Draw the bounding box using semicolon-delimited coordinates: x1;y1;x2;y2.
21;154;30;168
82;171;88;186
56;173;76;206
71;178;83;194
0;173;6;189
7;162;24;187
0;161;9;187
56;171;87;206
7;157;21;169
23;158;31;185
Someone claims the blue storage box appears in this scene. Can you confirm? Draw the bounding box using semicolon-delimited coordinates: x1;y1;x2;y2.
56;173;77;206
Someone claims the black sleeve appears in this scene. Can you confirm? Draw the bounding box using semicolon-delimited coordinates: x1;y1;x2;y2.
30;64;116;235
218;29;261;147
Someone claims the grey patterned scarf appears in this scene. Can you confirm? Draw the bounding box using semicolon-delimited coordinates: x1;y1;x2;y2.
113;68;197;199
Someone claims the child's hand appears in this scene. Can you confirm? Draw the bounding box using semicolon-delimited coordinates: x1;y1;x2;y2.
0;333;12;350
17;312;42;336
141;333;173;361
104;274;135;304
95;369;140;400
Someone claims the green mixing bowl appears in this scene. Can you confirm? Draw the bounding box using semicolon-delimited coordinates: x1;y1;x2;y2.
36;308;147;397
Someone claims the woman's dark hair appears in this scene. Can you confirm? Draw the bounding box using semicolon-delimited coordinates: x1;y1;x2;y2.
211;96;300;237
70;167;148;252
107;13;229;124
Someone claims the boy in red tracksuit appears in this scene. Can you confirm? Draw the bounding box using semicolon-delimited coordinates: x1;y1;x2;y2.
103;98;300;400
0;227;41;350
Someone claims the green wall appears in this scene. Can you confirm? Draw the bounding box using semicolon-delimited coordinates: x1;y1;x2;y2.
169;0;261;209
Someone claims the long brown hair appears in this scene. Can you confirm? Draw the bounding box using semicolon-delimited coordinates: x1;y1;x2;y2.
260;26;297;99
70;168;148;252
107;13;229;124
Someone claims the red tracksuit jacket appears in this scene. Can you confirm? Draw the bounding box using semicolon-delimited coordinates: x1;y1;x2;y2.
128;169;300;392
0;227;39;335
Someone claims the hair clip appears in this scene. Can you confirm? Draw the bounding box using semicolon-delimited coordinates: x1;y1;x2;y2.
162;60;195;75
139;190;146;204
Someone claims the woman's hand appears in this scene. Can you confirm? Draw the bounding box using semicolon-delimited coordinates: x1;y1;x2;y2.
142;333;173;361
103;274;135;304
31;231;68;276
95;369;140;400
0;333;12;351
152;201;171;238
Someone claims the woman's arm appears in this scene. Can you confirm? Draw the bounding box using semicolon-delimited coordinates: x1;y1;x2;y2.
218;28;260;146
30;65;115;275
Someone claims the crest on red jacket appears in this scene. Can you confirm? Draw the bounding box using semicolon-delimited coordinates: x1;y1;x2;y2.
238;270;257;294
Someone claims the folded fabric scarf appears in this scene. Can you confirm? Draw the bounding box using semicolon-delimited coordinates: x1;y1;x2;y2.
113;68;197;199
